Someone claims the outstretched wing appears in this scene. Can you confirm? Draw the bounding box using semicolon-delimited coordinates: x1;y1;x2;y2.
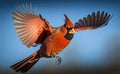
74;11;111;32
13;5;53;48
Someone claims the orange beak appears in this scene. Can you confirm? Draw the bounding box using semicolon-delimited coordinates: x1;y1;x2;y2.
69;28;76;34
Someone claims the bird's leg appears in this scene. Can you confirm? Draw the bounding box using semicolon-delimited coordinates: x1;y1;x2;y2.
49;51;62;65
55;56;62;65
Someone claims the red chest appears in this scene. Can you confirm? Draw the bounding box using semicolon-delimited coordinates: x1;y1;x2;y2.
44;33;71;55
52;34;70;54
56;34;70;49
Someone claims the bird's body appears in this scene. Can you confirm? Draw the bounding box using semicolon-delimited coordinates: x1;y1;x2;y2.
43;26;73;56
11;4;111;73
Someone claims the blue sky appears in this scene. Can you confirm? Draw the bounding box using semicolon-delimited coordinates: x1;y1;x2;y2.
0;0;120;73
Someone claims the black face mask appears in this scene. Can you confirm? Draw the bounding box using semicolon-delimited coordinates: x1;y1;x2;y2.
64;28;74;40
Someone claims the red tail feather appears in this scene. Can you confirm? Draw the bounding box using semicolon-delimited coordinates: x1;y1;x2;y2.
10;52;40;73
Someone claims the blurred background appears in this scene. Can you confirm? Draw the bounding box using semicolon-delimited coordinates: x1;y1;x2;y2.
0;0;120;74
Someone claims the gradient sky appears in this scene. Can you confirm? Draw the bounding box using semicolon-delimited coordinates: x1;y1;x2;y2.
0;0;120;73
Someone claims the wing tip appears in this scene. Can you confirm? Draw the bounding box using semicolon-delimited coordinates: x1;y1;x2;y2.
74;11;111;32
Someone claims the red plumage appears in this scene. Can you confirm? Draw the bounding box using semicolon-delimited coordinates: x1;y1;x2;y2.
11;5;111;73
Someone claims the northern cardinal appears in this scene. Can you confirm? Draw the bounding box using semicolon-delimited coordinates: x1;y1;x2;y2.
10;5;111;73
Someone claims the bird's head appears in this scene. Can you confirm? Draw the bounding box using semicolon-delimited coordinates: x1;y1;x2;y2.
64;14;75;35
63;14;76;40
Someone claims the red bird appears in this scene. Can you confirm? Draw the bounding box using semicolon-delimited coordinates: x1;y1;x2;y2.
10;5;111;73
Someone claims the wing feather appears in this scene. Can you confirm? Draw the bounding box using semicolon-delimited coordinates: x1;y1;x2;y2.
87;15;91;26
13;5;53;47
75;11;111;32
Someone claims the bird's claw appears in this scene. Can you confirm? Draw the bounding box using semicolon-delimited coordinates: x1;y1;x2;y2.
55;56;62;65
